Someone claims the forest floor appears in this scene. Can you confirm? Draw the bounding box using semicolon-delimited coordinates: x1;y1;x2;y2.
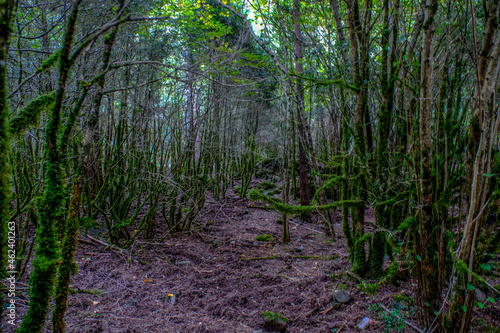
3;180;500;333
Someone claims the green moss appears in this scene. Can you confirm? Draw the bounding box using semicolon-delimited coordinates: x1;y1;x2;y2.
36;50;61;74
80;217;98;233
243;255;278;261
386;260;399;282
357;282;380;296
337;283;348;290
256;181;277;191
18;1;82;331
69;288;101;295
313;175;345;200
9;92;56;136
262;310;289;323
398;216;417;231
256;234;275;242
392;291;414;306
248;189;359;215
370;231;386;279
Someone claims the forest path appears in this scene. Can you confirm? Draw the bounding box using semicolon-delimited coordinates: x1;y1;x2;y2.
9;184;417;332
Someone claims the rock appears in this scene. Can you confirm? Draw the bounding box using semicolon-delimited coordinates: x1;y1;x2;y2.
170;294;176;305
253;241;259;246
332;290;351;304
474;288;487;303
262;310;288;333
356;317;370;330
177;261;192;267
252;330;263;333
230;241;236;244
293;246;303;253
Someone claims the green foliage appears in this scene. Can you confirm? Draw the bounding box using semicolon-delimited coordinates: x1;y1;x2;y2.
255;234;275;242
369;302;412;333
381;307;407;332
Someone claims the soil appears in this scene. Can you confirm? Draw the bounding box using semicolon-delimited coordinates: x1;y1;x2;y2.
3;181;499;332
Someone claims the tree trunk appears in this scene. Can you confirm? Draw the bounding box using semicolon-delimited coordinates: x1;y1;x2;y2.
293;0;311;222
0;2;17;332
18;1;82;332
417;0;439;328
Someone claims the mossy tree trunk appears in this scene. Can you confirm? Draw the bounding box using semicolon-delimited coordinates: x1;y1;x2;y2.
416;0;440;328
0;2;17;332
447;0;500;330
293;0;312;223
17;1;82;331
345;0;373;277
371;0;399;279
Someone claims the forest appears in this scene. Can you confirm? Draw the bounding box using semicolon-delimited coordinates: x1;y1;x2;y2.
0;0;499;332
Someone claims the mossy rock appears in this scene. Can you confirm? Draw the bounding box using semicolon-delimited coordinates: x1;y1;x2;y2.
262;310;288;332
256;234;275;242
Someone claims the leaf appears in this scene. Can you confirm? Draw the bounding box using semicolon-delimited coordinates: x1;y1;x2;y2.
467;283;475;291
144;278;151;283
462;306;467;312
483;173;495;177
424;302;430;307
434;311;439;316
416;255;422;262
397;241;404;246
478;302;484;309
480;263;491;271
487;297;495;303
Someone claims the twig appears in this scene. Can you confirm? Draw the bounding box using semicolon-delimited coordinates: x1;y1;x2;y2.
78;238;97;246
85;235;109;247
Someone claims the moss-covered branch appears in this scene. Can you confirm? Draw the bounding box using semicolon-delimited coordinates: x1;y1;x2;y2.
9;92;56;136
248;189;359;215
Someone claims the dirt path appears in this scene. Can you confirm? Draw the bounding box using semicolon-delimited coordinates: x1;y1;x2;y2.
3;186;498;332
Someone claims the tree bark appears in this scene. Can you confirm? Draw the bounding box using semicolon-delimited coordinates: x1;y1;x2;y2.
293;0;312;222
0;1;17;333
417;0;439;328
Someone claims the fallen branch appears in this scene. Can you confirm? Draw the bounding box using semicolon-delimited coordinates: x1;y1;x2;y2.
85;234;109;247
78;237;97;246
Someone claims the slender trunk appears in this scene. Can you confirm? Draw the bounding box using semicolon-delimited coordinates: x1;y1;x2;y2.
417;0;439;328
293;0;311;222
